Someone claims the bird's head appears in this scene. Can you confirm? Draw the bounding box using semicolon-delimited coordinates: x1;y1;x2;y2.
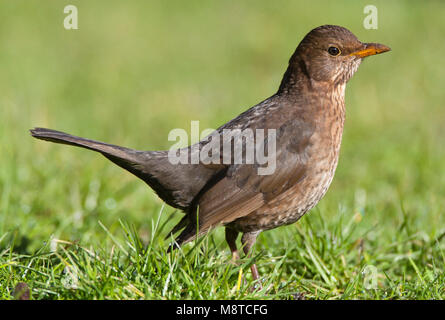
289;25;390;86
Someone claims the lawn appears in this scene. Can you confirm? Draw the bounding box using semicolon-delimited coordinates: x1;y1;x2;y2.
0;0;444;299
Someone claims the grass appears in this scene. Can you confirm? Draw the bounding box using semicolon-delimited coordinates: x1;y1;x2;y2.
1;0;445;299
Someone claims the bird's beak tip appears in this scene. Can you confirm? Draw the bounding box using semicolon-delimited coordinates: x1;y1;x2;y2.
350;43;391;58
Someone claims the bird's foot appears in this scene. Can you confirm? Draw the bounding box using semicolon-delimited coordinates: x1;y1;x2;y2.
292;292;306;300
249;279;263;293
230;251;240;265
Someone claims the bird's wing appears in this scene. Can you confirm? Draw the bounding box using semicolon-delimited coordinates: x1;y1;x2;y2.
198;158;307;230
174;116;315;244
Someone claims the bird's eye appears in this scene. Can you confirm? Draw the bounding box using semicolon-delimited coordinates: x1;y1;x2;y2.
328;46;341;56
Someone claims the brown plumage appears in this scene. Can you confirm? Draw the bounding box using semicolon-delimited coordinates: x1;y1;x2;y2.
30;25;390;283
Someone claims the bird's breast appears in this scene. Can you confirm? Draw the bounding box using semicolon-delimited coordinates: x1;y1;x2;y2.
232;94;346;233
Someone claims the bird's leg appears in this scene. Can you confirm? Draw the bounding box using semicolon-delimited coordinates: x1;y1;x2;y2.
225;228;240;262
241;231;261;284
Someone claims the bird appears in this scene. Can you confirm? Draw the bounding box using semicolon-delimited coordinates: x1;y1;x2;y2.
30;25;390;284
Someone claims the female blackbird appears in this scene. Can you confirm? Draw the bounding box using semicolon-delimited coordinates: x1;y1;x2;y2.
31;25;390;283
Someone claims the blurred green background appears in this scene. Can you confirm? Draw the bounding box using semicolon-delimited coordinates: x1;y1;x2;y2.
0;0;444;298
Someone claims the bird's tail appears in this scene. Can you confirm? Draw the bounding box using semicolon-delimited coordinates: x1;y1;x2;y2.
29;127;196;211
30;127;142;164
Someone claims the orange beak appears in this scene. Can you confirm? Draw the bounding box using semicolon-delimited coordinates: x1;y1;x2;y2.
350;43;391;58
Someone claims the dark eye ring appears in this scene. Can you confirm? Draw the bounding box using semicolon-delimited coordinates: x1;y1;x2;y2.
328;46;341;56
